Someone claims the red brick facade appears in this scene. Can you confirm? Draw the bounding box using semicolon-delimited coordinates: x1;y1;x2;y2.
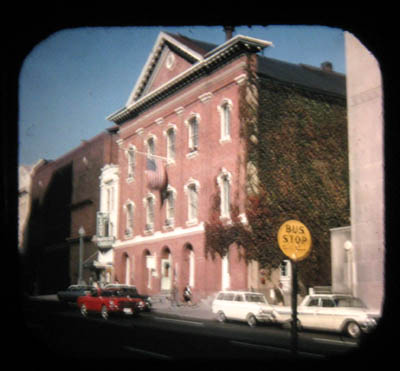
111;35;257;301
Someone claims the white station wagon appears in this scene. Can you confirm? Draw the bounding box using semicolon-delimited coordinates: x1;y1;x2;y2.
212;291;276;327
274;294;380;338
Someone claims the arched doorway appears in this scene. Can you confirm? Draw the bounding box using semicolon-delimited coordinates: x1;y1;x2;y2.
123;252;131;285
160;247;172;291
182;243;195;288
142;249;154;291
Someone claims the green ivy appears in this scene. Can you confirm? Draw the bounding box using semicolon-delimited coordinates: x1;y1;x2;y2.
205;57;349;287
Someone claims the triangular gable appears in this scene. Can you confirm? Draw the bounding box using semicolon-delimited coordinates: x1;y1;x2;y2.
126;32;212;106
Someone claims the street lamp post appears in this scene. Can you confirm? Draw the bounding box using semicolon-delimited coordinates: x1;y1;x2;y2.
344;240;353;295
78;226;85;284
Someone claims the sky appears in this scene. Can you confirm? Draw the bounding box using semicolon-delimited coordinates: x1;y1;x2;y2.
18;25;346;165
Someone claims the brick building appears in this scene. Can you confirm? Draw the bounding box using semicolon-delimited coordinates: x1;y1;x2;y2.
23;128;118;294
107;30;347;303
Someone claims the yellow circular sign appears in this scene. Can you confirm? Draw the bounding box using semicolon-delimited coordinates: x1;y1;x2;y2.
277;220;312;261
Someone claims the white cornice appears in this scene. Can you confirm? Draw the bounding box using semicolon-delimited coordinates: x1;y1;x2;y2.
107;34;272;124
125;32;205;107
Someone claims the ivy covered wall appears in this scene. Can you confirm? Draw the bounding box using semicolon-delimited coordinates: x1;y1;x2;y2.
206;56;349;288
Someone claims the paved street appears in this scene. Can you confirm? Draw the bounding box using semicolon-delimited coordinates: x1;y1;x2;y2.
20;294;377;364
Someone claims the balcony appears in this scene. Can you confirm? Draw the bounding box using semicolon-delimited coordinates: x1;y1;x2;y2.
96;236;115;250
96;211;115;250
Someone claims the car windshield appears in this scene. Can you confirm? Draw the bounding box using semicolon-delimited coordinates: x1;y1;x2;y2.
334;297;367;308
245;294;267;303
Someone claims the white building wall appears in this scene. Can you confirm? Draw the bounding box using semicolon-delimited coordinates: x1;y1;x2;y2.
345;32;385;311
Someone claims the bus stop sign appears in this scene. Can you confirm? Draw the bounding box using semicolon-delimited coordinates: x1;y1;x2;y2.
277;220;312;262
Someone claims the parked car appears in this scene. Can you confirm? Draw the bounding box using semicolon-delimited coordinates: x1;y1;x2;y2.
77;288;145;320
212;290;276;327
104;284;152;312
273;294;380;338
57;285;94;304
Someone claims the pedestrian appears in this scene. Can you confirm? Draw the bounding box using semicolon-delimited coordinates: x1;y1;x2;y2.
183;285;192;306
171;284;178;307
274;283;285;306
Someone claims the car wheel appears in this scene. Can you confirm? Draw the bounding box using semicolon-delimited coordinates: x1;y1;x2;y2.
101;305;109;320
247;314;257;327
217;311;227;323
80;304;88;318
346;321;361;338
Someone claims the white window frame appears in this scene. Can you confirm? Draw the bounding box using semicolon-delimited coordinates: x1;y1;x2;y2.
145;135;156;158
217;168;232;219
165;125;177;163
127;145;136;180
185;113;200;158
218;99;233;143
165;185;176;228
184;178;200;226
144;193;156;232
124;201;135;237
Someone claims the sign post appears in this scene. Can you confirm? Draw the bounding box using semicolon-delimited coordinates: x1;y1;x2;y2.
277;220;312;356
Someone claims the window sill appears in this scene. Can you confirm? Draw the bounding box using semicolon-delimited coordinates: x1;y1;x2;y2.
144;225;154;235
186;218;199;227
219;136;232;144
186;150;198;159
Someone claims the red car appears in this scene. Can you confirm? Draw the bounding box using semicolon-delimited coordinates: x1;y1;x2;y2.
77;288;145;320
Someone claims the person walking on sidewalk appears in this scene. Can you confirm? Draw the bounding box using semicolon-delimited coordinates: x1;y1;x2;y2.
183;285;192;306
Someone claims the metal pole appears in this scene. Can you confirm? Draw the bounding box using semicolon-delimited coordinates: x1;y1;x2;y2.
78;235;83;284
291;260;298;356
78;226;85;285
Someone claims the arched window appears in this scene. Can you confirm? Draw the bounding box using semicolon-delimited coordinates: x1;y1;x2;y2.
166;127;176;161
185;113;200;156
165;186;176;227
218;99;233;143
125;201;134;237
127;146;136;179
217;169;232;219
144;193;155;232
184;179;200;225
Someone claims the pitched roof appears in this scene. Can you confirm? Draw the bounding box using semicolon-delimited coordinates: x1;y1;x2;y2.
257;55;346;97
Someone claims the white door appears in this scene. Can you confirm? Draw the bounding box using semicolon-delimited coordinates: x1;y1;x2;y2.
125;255;130;285
222;254;230;290
161;258;172;290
